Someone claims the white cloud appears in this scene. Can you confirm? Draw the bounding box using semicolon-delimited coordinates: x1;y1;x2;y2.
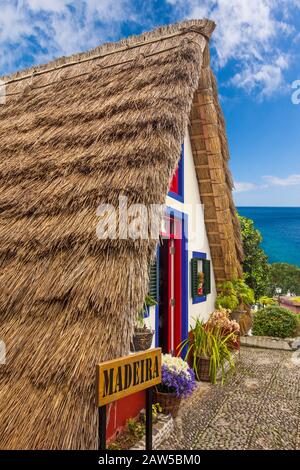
0;0;131;73
167;0;300;97
21;0;70;13
0;0;299;100
263;174;300;186
235;174;300;193
234;182;259;193
231;55;290;97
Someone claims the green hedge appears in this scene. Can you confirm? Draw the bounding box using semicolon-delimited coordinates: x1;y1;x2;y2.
252;306;298;338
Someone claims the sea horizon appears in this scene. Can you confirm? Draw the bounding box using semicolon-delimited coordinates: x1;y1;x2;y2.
237;207;300;267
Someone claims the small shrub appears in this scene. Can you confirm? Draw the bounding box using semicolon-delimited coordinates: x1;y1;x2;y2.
216;279;254;310
252;306;298;338
216;281;239;310
257;296;277;307
126;418;145;439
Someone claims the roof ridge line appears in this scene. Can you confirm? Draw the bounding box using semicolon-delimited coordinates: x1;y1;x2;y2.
3;26;211;87
5;43;184;97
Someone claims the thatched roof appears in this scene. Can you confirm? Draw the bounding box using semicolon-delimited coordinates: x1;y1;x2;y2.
0;19;242;449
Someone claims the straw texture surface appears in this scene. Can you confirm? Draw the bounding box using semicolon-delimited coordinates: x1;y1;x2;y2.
0;19;241;449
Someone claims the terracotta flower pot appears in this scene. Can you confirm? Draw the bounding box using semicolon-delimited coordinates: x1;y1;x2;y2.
131;328;154;351
153;390;182;417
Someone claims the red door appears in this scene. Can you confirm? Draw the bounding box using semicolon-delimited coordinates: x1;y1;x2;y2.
159;215;182;355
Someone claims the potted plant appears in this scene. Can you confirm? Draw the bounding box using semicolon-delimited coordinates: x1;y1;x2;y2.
179;319;235;384
205;308;240;350
216;279;254;324
153;354;196;417
131;295;156;351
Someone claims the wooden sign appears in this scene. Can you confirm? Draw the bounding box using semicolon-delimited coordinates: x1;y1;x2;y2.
96;348;161;406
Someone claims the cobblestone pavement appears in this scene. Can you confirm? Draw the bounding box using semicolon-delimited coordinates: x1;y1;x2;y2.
159;347;300;450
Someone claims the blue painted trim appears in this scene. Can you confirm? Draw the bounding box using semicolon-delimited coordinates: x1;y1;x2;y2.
168;143;184;203
192;251;207;260
178;143;184;200
155;245;160;348
165;206;185;221
168;191;184;203
143;307;150;318
181;212;189;358
192;295;207;304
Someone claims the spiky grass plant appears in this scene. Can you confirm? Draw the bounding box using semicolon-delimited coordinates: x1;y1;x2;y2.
178;319;235;385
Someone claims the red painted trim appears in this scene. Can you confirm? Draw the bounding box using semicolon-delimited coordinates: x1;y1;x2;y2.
166;216;182;354
169;166;179;194
167;238;172;353
174;237;182;351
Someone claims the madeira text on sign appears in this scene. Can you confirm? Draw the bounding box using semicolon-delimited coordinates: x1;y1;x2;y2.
97;348;161;406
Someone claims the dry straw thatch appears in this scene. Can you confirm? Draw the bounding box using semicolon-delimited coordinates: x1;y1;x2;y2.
0;19;242;449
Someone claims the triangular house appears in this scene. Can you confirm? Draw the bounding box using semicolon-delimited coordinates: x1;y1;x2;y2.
0;19;242;449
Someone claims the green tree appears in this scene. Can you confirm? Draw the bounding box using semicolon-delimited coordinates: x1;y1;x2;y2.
238;215;270;299
268;263;300;296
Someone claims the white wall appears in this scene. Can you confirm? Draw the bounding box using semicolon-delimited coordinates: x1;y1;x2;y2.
148;132;217;344
166;133;217;327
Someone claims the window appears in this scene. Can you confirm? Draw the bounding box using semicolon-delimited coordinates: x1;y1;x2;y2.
191;252;211;304
168;144;184;202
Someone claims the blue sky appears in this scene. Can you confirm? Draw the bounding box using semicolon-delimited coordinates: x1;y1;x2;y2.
1;0;300;206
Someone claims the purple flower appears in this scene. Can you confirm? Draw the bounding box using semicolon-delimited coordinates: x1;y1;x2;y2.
157;363;196;398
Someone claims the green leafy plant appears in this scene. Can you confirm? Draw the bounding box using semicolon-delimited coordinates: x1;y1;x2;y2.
126;418;145;439
140;403;162;425
267;263;300;296
178;319;235;385
152;403;162;420
107;442;122;450
252;306;298;338
238;215;270;299
216;279;254;311
136;294;157;328
234;278;255;308
216;281;239;310
258;296;277;308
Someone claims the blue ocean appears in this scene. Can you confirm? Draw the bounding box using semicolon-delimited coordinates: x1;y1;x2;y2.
237;207;300;267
